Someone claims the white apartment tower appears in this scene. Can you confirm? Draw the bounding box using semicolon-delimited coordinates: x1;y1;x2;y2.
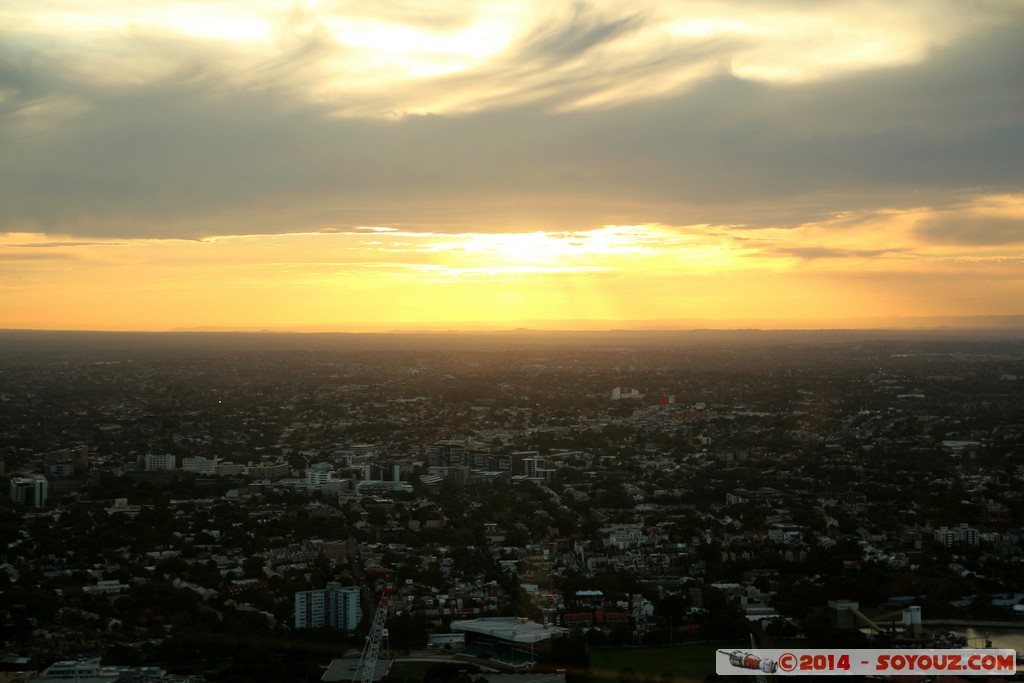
934;523;980;547
294;583;361;630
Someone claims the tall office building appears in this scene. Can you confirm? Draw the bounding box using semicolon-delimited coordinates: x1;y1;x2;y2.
427;442;466;468
43;447;89;476
10;475;48;507
522;456;542;478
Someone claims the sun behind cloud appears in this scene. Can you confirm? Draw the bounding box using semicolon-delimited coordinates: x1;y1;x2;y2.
1;1;1022;330
3;196;1023;330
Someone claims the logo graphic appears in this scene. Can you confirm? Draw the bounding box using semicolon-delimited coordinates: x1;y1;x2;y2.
715;648;1016;676
720;650;778;674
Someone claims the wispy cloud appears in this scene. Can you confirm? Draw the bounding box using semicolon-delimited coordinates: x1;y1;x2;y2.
1;3;1020;236
8;240;126;248
2;1;1023;328
921;217;1024;246
763;246;909;261
0;251;79;261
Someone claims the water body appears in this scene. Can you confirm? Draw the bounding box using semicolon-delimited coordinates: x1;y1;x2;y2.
965;627;1024;652
962;628;1024;672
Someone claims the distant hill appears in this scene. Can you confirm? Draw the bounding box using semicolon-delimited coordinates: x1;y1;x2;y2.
164;315;1024;334
0;318;1022;361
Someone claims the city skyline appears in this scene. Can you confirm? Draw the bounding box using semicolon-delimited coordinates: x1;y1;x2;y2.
2;1;1023;331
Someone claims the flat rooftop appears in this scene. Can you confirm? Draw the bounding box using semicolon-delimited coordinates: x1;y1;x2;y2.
451;617;566;644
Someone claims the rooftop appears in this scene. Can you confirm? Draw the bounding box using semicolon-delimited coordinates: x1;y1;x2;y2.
451;617;566;644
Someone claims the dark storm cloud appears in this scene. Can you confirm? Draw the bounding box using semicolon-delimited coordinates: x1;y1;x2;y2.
1;12;1022;239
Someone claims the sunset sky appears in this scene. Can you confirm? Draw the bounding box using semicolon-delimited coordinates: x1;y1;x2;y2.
2;0;1023;331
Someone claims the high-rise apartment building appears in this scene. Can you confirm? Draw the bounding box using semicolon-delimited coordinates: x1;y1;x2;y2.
427;442;466;468
294;583;361;630
10;475;48;507
934;523;980;547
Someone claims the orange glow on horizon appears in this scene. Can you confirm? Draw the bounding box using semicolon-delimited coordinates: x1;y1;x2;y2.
3;199;1024;331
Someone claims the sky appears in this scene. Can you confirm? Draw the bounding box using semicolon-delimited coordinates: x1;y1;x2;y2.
2;0;1023;331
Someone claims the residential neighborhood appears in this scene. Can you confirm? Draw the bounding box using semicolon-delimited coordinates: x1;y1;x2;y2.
1;329;1023;682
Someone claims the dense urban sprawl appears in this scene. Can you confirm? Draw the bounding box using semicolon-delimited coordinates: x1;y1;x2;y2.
1;329;1023;682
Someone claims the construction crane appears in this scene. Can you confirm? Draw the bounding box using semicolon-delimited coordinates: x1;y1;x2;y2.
752;633;768;683
845;604;908;634
353;589;390;683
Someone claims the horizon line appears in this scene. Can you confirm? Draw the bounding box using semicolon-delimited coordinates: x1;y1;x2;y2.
2;314;1024;335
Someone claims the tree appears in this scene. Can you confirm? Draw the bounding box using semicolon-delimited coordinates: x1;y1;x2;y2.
220;646;288;683
243;555;266;579
537;632;590;683
423;662;480;683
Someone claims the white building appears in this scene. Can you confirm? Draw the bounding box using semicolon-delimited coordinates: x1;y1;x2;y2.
30;657;121;681
307;469;336;487
294;590;327;629
611;387;641;400
182;456;220;475
144;453;177;471
601;524;646;550
295;583;361;630
83;580;127;595
450;616;566;645
934;523;980;547
768;524;803;543
521;457;555;482
522;456;541;479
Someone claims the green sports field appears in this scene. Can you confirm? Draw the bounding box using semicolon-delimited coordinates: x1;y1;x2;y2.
387;643;768;682
590;644;723;683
